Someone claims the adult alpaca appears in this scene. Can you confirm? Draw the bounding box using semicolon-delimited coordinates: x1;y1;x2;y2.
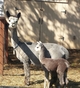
6;11;69;87
35;41;69;88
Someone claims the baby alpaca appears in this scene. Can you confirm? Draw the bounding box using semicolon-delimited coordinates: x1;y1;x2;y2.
35;41;69;87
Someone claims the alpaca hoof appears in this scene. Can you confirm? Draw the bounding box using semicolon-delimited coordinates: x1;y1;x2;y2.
26;83;30;86
50;86;53;88
60;82;64;87
24;80;30;86
66;79;69;85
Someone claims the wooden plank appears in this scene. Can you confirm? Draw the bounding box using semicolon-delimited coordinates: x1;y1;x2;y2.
4;23;8;64
0;19;4;74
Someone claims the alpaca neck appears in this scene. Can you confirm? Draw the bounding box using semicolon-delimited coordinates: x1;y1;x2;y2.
11;28;19;49
39;47;45;63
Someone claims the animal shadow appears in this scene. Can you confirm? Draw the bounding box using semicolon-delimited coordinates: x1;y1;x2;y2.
67;80;80;88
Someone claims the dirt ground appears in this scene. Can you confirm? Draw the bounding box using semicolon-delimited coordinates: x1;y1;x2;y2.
0;50;80;88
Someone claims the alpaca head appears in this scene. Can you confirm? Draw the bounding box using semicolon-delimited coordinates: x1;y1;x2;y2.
35;41;44;52
6;11;21;29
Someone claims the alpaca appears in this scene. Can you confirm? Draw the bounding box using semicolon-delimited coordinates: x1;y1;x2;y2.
35;41;69;88
6;10;69;87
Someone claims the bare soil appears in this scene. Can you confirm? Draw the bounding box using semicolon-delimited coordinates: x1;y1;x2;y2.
0;50;80;88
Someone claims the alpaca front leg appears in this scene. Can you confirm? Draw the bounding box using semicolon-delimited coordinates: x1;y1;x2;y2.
23;61;30;86
44;77;50;88
44;71;50;88
50;71;57;87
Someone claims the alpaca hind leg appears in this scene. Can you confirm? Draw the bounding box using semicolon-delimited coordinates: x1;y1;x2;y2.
58;73;64;86
64;72;69;88
23;61;30;86
65;78;68;85
64;72;69;85
64;76;69;87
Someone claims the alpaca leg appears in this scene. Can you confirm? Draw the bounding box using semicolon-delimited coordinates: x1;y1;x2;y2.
44;76;46;88
50;71;57;87
44;71;50;88
57;73;64;86
64;71;69;85
65;78;68;85
64;72;69;88
50;71;61;88
44;76;50;88
23;61;30;86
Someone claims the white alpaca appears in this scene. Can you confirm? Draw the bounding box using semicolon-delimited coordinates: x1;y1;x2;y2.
6;11;69;87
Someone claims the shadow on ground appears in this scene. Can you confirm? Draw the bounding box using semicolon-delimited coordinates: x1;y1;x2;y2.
66;80;80;88
1;50;80;88
0;80;80;88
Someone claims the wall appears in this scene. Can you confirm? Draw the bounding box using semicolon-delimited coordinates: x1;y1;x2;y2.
4;0;80;49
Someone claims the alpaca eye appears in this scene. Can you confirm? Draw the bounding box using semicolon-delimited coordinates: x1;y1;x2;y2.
37;47;39;48
15;21;17;23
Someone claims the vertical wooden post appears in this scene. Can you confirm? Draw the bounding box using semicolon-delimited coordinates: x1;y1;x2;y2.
0;0;7;74
0;17;8;74
0;18;4;74
4;22;8;64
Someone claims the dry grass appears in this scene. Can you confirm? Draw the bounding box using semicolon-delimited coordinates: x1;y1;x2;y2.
0;51;80;88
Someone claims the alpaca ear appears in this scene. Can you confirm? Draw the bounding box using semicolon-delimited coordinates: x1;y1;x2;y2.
17;12;21;19
39;41;42;44
37;41;39;44
6;11;10;18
